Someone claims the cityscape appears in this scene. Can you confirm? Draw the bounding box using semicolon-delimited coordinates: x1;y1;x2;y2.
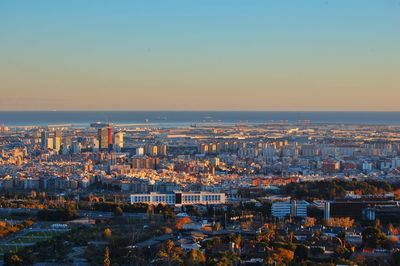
0;119;400;265
1;0;400;265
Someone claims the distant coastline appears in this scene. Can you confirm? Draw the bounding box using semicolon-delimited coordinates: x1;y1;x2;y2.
0;111;400;126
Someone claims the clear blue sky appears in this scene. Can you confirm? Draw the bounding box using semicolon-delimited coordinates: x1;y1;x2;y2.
1;0;399;111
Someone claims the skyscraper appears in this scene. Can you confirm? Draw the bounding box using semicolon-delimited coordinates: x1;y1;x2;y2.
53;130;62;151
107;126;113;149
41;130;49;149
98;128;109;150
114;131;124;151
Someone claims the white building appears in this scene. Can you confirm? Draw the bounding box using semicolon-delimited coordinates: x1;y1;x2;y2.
271;200;309;219
136;147;144;156
362;162;373;172
130;191;226;206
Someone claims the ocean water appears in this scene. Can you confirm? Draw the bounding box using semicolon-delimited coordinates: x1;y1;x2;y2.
0;111;399;127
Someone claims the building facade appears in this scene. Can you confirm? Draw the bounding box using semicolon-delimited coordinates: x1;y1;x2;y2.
271;200;309;219
130;191;226;206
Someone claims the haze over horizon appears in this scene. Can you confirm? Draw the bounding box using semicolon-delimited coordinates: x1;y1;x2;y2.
1;0;399;111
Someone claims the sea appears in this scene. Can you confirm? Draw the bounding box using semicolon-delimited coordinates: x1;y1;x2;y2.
0;111;400;127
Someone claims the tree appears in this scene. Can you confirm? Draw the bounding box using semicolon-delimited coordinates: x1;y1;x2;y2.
166;240;175;254
66;204;78;220
294;244;308;261
147;204;153;219
303;217;316;227
375;218;382;228
212;222;221;231
185;249;206;265
288;230;294;243
326;217;354;228
353;254;366;265
392;250;400;266
209;251;239;266
163;226;173;234
157;240;185;265
6;254;23;266
104;228;112;239
37;207;77;221
215;257;232;266
389;235;398;246
176;216;192;230
335;246;352;259
114;206;123;217
104;246;110;266
388;223;398;235
362;227;387;248
40;191;47;199
230;234;241;249
269;248;294;265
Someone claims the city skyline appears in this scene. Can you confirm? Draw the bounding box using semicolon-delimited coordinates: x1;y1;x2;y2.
2;2;400;264
1;0;400;111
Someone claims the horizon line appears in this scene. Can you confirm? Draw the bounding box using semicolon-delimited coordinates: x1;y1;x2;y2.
1;110;400;113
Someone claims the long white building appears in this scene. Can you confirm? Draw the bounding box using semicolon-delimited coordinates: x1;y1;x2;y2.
271;200;309;219
130;191;226;206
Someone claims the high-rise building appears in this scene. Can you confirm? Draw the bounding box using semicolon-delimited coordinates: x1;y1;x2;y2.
322;160;340;175
72;141;81;154
211;157;220;167
107;126;113;149
114;131;124;150
146;144;158;156
158;143;167;157
136;147;144;156
131;156;160;170
324;201;331;221
46;138;54;149
41;131;49;149
63;135;72;148
53;137;61;151
53;130;62;151
98;128;109;150
92;139;100;152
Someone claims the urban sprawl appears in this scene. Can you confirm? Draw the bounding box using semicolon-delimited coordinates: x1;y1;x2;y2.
1;122;400;265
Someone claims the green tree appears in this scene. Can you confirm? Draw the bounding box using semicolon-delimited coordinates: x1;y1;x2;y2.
335;246;352;259
362;227;387;248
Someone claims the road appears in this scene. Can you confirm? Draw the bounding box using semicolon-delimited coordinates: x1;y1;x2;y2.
0;208;147;220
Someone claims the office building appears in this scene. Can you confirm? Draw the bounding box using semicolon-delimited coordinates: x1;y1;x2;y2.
136;147;144;156
130;191;226;206
271;200;309;219
107;126;113;149
41;131;49;149
131;157;160;170
114;131;124;150
98;128;109;150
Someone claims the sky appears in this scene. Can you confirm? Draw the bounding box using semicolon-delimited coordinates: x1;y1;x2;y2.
0;0;399;111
